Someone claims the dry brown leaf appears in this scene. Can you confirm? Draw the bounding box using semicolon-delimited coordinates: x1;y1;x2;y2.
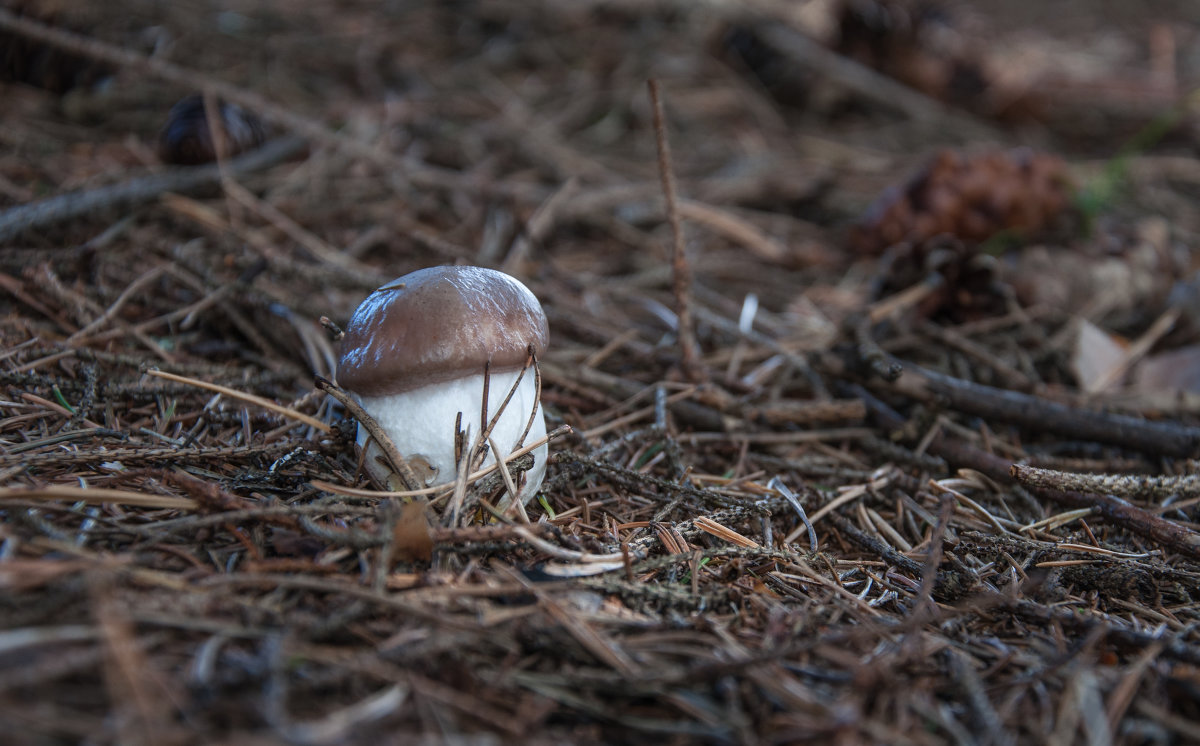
1071;318;1127;393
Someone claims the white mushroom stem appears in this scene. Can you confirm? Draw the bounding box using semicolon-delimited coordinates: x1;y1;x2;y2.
354;368;547;503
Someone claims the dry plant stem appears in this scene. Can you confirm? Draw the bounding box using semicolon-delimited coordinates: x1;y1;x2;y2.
1;442;293;470
486;435;525;521
675;199;791;264
0;137;305;243
447;444;473;528
4;426;122;455
467;354;535;479
514;351;542;450
312;376;419;491
477;364;492;454
648;79;704;383
684;428;871;444
146;369;330;433
0;486;197;510
1012;464;1200;500
747;399;866;426
487;355;534;451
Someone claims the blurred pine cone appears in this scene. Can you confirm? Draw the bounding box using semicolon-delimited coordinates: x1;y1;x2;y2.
158;94;267;165
850;148;1072;255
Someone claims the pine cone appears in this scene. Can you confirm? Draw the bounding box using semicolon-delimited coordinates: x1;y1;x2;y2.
158;95;267;165
850;148;1072;255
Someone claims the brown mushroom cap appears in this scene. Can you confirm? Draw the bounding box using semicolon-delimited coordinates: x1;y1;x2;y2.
336;266;548;397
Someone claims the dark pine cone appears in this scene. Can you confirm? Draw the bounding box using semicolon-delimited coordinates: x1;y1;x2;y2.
158;94;267;166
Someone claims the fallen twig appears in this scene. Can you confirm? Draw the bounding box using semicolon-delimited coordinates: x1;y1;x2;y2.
648;79;705;383
853;384;1200;558
0;137;305;243
829;352;1200;459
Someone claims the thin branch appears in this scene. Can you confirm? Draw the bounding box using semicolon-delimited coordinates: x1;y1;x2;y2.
147;369;330;433
648;79;705;383
0;137;305;243
313;376;420;491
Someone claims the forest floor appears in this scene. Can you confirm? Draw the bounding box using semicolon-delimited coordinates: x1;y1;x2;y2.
2;1;1200;744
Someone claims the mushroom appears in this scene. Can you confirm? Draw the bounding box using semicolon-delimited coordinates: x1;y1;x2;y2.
336;265;549;503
